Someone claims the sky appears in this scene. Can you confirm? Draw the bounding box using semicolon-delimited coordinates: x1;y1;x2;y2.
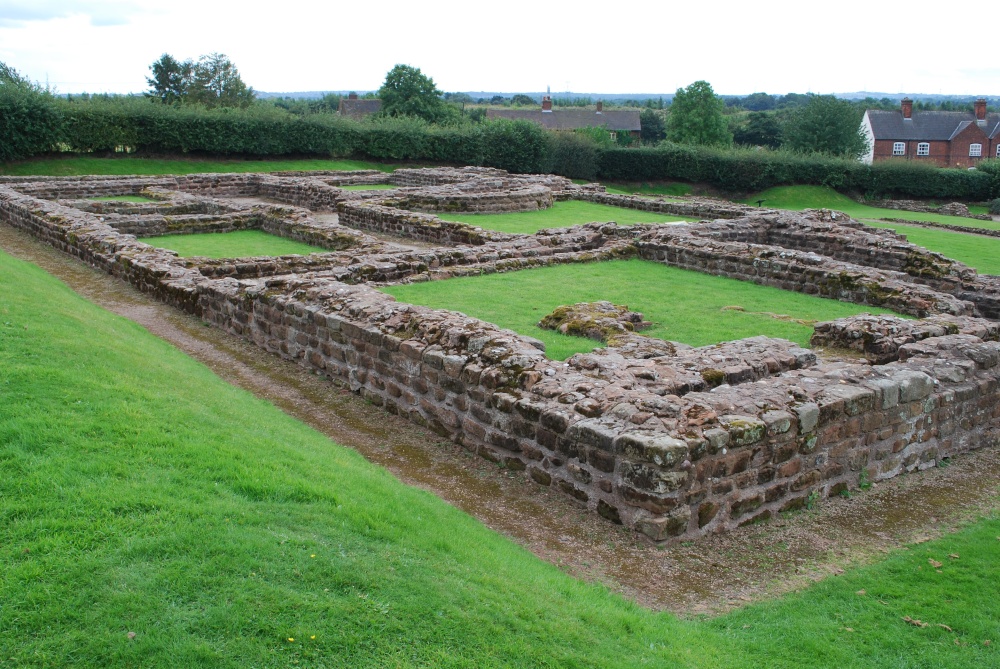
1;0;997;97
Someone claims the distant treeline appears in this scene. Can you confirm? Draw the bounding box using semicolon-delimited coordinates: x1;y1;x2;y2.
3;88;999;200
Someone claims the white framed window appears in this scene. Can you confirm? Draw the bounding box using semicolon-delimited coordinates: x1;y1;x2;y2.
917;142;930;156
892;142;906;156
970;143;982;157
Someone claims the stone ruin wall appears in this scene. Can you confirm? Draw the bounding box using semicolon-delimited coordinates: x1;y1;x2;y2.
2;167;1000;543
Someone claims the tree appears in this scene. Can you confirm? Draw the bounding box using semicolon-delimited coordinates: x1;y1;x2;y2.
732;111;782;149
145;53;192;104
639;108;666;144
781;95;868;158
187;53;255;109
146;53;254;108
378;64;448;123
510;94;536;107
666;80;732;147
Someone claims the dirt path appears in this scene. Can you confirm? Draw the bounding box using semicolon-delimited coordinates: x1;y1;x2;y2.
3;221;998;615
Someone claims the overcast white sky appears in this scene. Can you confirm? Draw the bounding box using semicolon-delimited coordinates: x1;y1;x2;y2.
1;0;997;97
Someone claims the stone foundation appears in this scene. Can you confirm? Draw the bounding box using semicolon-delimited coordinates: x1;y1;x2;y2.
3;167;999;543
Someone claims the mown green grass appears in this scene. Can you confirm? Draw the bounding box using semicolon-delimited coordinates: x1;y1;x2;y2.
603;181;693;197
384;260;901;360
0;248;719;668
89;195;159;203
138;230;327;258
864;222;1000;275
0;156;394;176
442;200;690;234
742;185;1000;231
2;247;998;668
714;517;1000;668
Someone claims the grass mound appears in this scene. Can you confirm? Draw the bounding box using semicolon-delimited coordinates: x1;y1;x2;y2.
138;230;327;258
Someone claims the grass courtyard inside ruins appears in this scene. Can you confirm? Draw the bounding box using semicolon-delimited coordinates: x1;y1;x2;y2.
384;260;904;360
442;200;690;234
138;230;328;259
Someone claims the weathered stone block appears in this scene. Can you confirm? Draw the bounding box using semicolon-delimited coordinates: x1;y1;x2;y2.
613;432;689;467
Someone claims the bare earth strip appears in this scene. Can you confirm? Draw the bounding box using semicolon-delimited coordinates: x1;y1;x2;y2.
3;220;998;616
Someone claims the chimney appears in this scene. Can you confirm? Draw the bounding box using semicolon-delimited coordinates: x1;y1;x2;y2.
975;98;987;122
542;96;553;113
901;98;912;119
348;92;358;100
596;100;603;114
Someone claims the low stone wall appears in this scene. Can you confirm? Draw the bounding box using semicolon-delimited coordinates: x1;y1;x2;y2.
337;201;517;246
383;185;554;214
811;314;1000;364
569;191;758;220
4;169;1000;545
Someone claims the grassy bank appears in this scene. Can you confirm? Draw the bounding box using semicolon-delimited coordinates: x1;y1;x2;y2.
384;260;902;360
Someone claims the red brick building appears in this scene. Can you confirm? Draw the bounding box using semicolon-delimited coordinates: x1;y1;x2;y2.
861;98;1000;167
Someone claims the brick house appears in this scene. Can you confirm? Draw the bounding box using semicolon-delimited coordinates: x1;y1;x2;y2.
861;98;1000;167
486;97;641;141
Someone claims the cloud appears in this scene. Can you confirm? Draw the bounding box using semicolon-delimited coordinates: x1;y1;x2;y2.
0;1;140;27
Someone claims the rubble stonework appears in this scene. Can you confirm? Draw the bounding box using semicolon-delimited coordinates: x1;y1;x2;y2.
2;167;1000;543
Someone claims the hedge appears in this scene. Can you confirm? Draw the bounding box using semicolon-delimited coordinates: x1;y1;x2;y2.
2;93;998;200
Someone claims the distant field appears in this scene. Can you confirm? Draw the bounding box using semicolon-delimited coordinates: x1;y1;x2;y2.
384;259;902;360
0;156;395;176
138;230;327;258
443;200;690;234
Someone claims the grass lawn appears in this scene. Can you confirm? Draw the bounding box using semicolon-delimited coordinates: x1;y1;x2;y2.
0;156;394;176
863;222;1000;276
2;246;998;668
384;260;902;360
442;200;690;234
742;185;1000;232
138;230;327;258
90;195;160;203
603;181;693;197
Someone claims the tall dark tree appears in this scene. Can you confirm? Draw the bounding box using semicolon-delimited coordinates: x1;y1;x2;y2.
639;108;666;144
145;53;192;104
187;53;255;109
732;111;782;149
378;64;447;123
666;80;732;147
782;95;868;158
